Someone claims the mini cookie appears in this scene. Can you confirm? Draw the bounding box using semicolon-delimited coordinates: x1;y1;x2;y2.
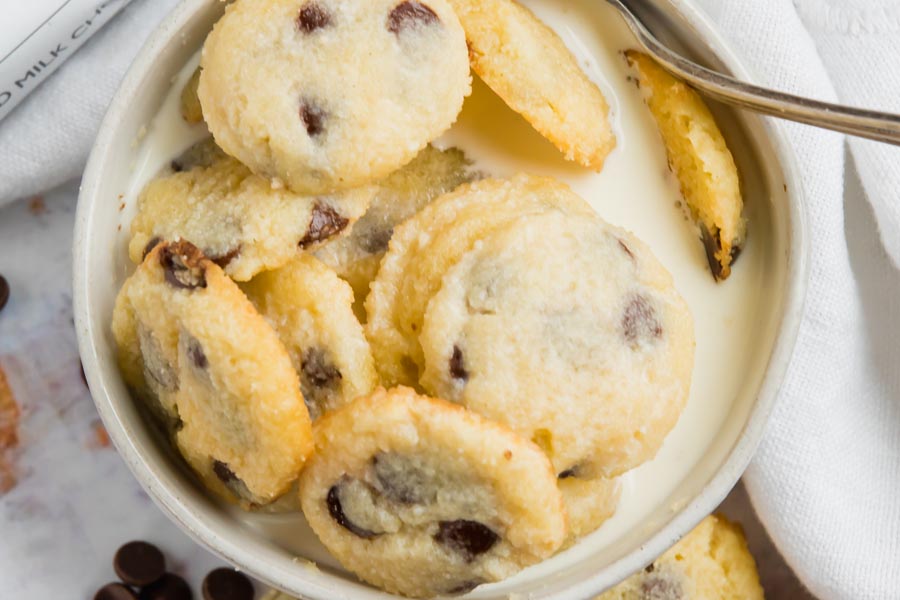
128;147;374;282
298;387;567;598
365;174;595;386
559;475;621;545
112;241;313;506
240;254;378;421
314;145;478;310
597;514;764;599
199;0;471;194
625;51;745;281
447;0;615;170
419;211;694;477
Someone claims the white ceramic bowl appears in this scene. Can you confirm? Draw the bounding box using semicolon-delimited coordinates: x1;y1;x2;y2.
74;0;808;597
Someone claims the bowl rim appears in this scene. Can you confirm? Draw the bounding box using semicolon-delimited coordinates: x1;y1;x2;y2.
73;0;810;597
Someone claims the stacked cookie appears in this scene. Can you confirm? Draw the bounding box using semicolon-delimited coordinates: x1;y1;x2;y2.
104;0;754;597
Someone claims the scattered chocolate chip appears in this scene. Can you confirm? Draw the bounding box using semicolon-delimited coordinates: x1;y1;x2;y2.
299;203;349;248
0;275;9;313
297;2;332;33
95;583;139;600
201;568;253;600
558;467;578;479
160;242;208;291
301;348;342;390
139;573;193;600
209;246;241;270
360;227;393;254
449;345;468;381
434;520;499;562
213;460;236;485
446;580;483;595
143;237;162;260
699;223;725;281
327;479;380;539
387;1;439;34
622;295;663;344
618;239;634;260
640;573;683;599
114;541;166;587
299;100;327;138
644;562;656;573
186;338;208;370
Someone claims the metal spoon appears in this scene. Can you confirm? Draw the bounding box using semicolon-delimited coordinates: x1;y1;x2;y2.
606;0;900;145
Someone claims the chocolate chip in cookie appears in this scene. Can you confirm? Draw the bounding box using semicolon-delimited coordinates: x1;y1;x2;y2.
297;2;332;33
327;478;380;539
434;520;499;562
449;345;468;381
299;99;327;138
160;242;208;291
299;203;349;248
622;294;663;344
387;1;439;34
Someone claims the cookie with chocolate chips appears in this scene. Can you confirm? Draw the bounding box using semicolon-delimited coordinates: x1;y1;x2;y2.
365;174;596;386
597;514;764;599
198;0;471;194
446;0;616;170
298;387;567;598
314;144;478;314
241;254;377;421
128;144;374;282
419;210;694;478
112;241;313;507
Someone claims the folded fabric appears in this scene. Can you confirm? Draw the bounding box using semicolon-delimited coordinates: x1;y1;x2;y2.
1;0;899;598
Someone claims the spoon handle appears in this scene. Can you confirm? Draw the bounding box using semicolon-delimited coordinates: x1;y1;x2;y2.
608;0;900;145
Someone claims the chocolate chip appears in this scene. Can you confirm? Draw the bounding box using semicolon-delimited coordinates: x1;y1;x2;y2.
209;246;241;270
387;1;439;34
640;573;683;599
113;541;166;587
622;295;662;344
186;338;208;370
202;568;253;600
327;479;380;539
449;345;468;381
301;348;341;390
297;2;332;33
699;223;725;281
143;238;162;260
446;580;483;595
299;100;327;138
139;573;193;600
299;203;349;248
434;520;499;561
0;274;9;313
95;583;139;600
160;241;207;290
213;460;236;485
171;160;185;173
644;563;656;573
558;467;578;479
618;239;635;260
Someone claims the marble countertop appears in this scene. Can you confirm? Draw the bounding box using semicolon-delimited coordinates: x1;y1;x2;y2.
0;183;815;599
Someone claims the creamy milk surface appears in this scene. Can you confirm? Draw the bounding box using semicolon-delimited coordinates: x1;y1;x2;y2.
120;0;772;591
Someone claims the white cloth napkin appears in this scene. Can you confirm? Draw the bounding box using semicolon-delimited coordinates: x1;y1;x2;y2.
2;0;899;598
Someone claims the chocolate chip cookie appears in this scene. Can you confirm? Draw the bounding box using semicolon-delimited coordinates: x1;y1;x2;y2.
128;145;374;282
298;387;567;597
626;51;746;281
597;514;764;599
314;144;478;312
112;240;314;506
365;174;596;386
419;211;694;478
199;0;471;194
241;254;377;421
447;0;616;170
